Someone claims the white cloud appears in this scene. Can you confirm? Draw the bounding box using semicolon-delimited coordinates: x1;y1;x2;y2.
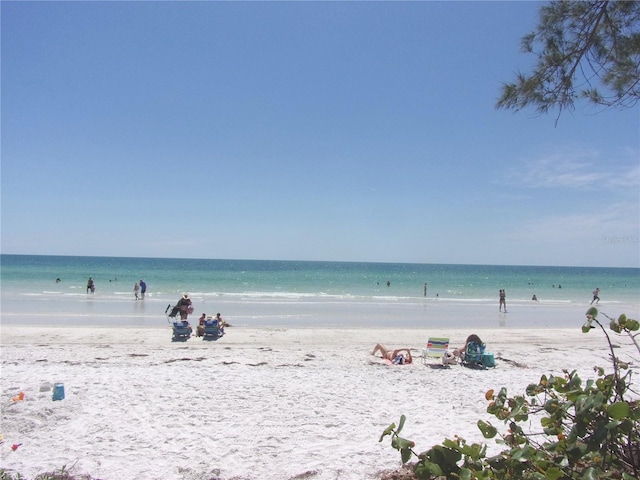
503;201;639;262
508;147;640;190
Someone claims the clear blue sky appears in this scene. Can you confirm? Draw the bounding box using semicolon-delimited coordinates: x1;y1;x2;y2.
2;1;638;267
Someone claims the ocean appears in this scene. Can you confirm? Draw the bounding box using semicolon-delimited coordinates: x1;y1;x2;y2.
1;254;638;329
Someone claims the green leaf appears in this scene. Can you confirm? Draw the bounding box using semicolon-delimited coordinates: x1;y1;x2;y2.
458;468;473;480
626;319;640;331
544;398;561;414
395;437;414;450
400;447;412;464
441;438;460;449
581;467;601;480
477;420;497;439
415;461;443;478
397;415;406;434
608;401;630;419
585;307;598;318
379;423;396;442
545;467;564;480
511;445;536;461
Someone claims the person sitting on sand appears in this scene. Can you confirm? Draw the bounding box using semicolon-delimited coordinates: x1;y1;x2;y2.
196;313;206;337
372;344;413;364
215;312;227;335
454;334;484;359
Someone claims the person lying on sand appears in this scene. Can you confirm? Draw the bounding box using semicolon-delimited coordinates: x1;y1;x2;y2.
372;344;413;364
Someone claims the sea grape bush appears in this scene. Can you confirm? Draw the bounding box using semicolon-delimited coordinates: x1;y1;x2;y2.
380;308;640;479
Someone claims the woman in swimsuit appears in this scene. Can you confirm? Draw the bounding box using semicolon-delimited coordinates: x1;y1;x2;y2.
372;344;413;364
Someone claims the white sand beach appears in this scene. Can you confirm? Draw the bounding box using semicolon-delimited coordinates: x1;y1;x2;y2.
1;324;637;480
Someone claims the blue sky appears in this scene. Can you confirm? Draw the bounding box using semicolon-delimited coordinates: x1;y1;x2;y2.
2;1;638;267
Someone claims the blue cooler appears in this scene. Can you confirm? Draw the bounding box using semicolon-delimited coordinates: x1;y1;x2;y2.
52;383;65;401
482;353;495;368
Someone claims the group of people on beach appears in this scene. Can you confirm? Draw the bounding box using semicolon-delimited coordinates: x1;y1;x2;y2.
372;334;484;366
195;312;227;337
84;277;147;299
169;293;227;337
503;287;602;309
133;280;147;300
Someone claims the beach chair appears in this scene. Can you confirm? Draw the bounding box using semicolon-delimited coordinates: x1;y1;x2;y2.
202;319;222;341
421;337;450;366
172;321;192;341
166;304;180;319
462;341;495;369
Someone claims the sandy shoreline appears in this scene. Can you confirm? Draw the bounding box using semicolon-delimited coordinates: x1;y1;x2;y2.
1;324;636;480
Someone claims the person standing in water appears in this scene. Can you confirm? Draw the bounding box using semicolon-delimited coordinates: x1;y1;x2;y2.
499;289;507;312
591;288;600;305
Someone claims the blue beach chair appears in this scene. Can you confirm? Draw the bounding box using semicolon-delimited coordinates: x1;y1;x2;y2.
203;319;222;341
462;341;495;369
172;321;192;342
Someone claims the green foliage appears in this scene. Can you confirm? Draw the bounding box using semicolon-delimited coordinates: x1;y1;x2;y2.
497;1;640;120
0;470;25;480
380;415;417;465
381;309;640;479
0;465;95;480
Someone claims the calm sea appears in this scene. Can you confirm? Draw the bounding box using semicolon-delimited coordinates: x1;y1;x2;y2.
1;254;638;329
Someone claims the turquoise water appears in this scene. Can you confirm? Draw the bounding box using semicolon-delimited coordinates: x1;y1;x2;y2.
1;254;638;328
